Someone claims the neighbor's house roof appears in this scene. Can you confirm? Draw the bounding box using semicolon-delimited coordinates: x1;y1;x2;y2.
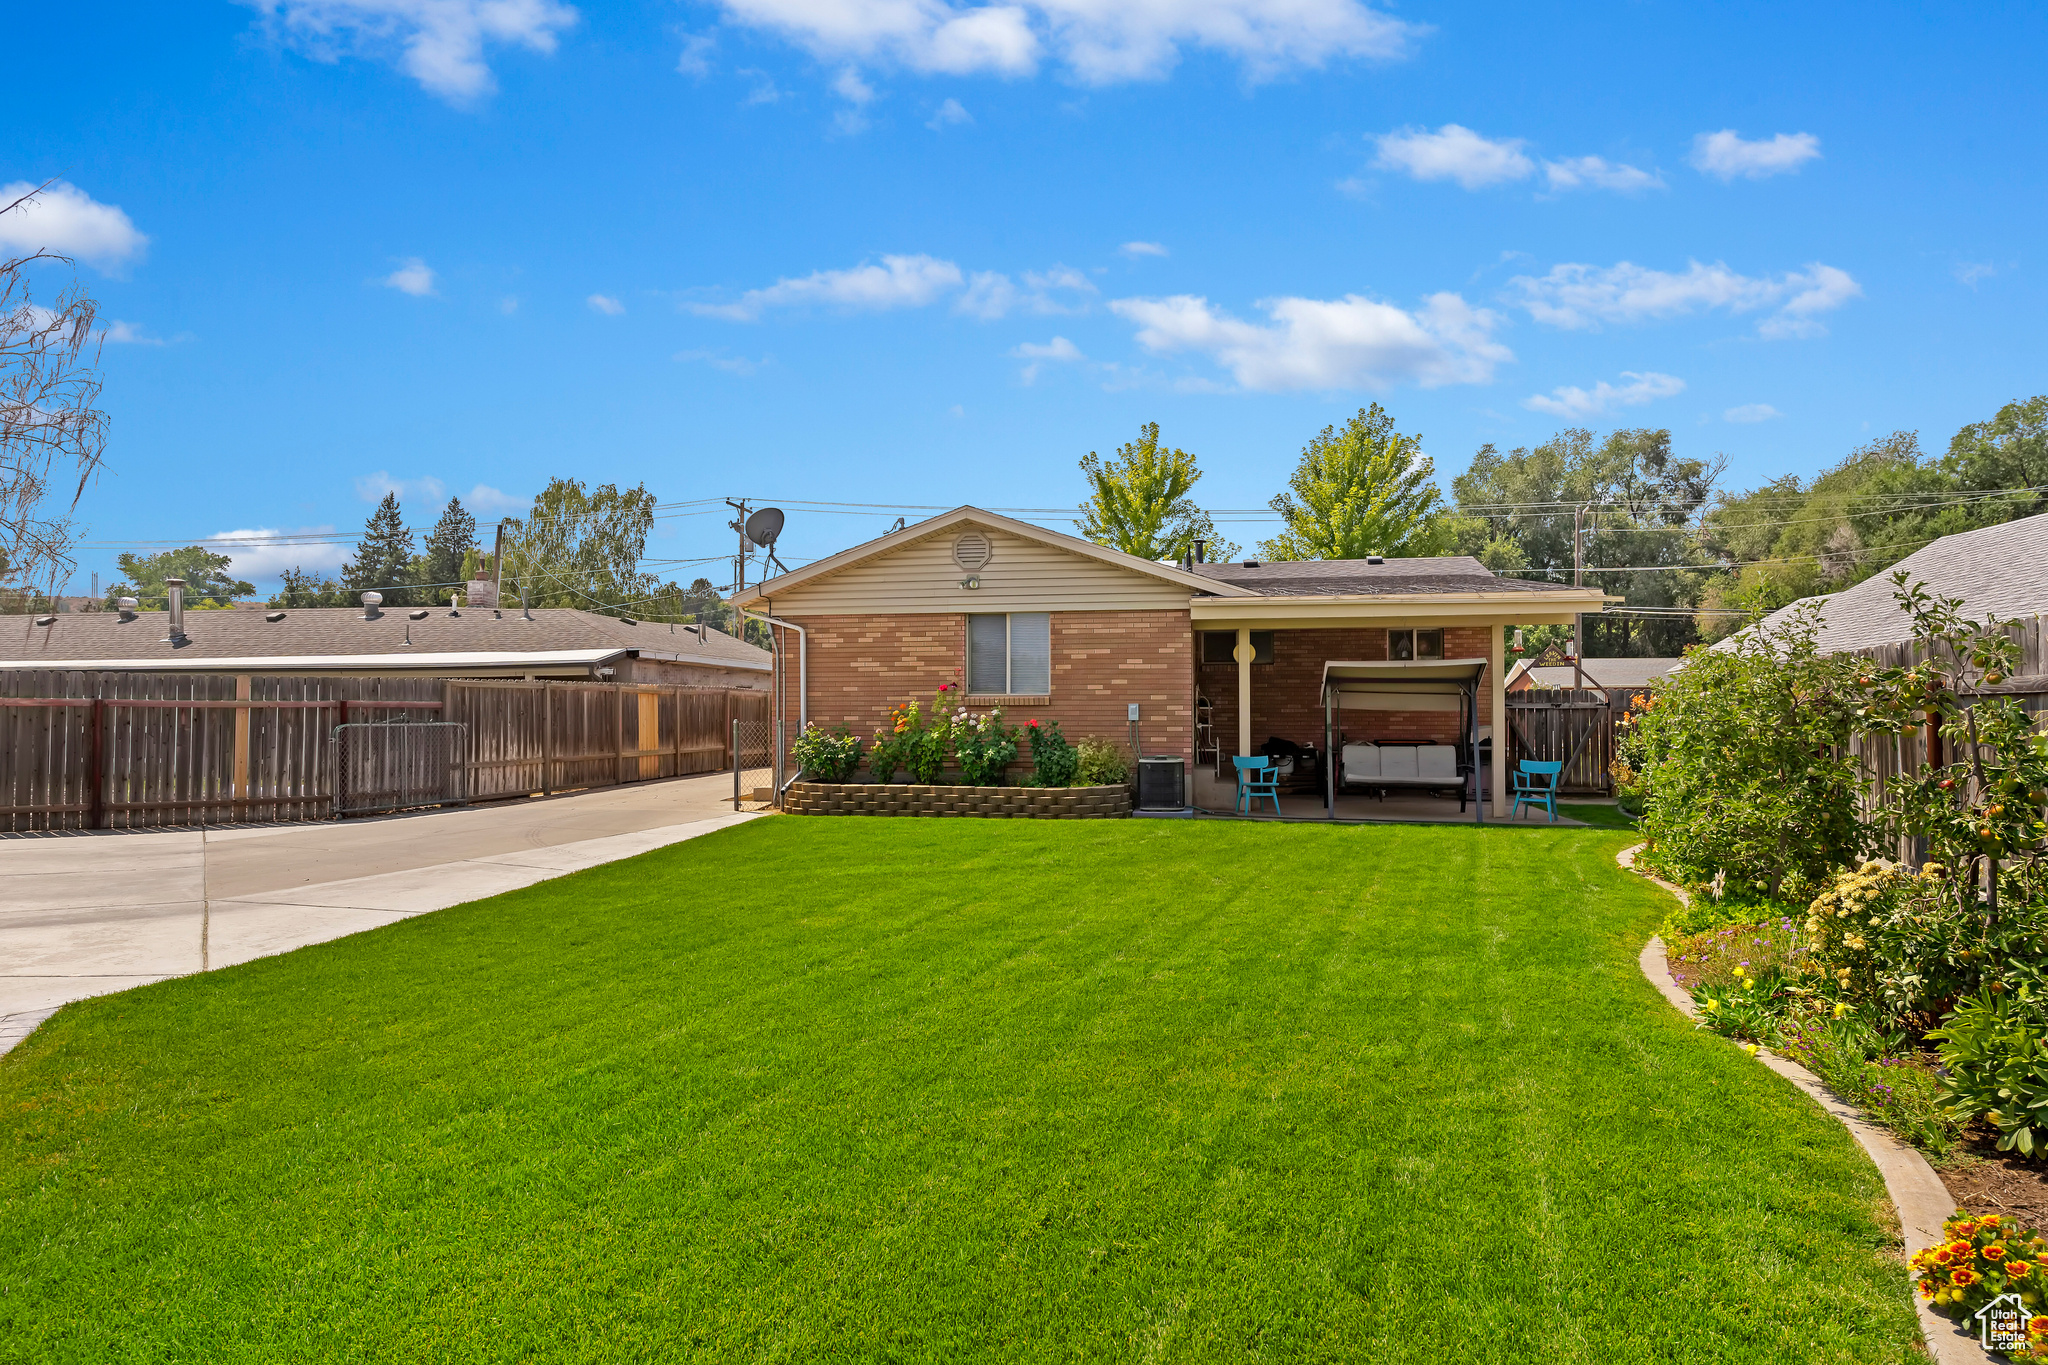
1506;657;1683;691
1723;512;2048;656
732;505;1609;621
0;606;772;676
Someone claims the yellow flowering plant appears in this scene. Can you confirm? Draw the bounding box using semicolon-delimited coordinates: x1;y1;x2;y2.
1912;1210;2048;1350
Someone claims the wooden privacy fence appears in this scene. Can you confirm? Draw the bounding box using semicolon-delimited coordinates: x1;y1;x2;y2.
0;670;769;832
1504;686;1638;794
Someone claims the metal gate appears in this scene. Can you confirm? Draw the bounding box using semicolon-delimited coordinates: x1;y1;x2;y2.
332;721;469;818
732;718;777;811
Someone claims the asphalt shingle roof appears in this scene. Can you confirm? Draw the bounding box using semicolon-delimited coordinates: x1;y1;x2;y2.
0;606;771;671
1736;512;2048;654
1189;555;1565;597
1519;658;1683;689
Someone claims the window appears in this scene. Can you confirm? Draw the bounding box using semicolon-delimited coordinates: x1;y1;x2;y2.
968;613;1050;693
1387;628;1444;661
1201;631;1274;665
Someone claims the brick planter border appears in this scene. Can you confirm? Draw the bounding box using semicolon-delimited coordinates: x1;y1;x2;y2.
785;782;1131;819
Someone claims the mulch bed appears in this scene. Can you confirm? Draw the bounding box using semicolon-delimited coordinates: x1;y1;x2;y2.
1941;1128;2048;1228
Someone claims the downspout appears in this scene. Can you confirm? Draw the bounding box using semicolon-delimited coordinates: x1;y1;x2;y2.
741;609;807;796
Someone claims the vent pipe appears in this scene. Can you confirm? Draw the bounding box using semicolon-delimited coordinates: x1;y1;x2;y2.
164;578;188;641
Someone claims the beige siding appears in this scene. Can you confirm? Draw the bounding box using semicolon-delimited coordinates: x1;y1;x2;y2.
762;523;1192;615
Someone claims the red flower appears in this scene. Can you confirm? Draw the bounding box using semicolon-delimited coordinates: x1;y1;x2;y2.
1027;718;1040;728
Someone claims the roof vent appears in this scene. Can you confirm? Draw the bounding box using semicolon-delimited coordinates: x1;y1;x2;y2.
34;614;55;626
266;611;286;623
1367;555;1385;565
116;596;138;621
1241;560;1259;569
409;609;429;621
953;531;993;571
619;616;637;626
361;591;383;620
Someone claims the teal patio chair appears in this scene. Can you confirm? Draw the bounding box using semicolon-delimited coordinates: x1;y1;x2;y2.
1232;755;1282;815
1512;760;1564;823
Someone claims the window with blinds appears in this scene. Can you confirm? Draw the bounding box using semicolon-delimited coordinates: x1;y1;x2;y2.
968;613;1051;693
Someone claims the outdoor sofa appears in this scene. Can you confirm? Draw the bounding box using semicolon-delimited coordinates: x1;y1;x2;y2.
1339;742;1472;812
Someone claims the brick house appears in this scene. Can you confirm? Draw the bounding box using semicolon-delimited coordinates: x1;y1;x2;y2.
730;507;1606;815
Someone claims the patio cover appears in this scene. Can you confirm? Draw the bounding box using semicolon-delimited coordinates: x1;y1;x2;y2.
1320;659;1489;824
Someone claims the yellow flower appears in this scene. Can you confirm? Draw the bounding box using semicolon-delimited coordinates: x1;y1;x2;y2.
1741;1043;1760;1056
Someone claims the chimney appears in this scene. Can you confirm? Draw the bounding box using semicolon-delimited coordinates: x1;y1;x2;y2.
164;578;188;641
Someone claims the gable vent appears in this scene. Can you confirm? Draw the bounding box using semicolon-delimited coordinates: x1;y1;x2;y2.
952;531;993;571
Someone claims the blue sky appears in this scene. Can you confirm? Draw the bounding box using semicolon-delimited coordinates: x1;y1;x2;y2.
10;0;2045;596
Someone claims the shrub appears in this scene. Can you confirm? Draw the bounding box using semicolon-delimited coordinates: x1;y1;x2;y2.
1074;736;1130;787
1909;1210;2048;1330
869;686;961;783
1024;718;1079;788
791;723;862;782
952;709;1021;786
1666;917;1806;993
1616;600;1868;898
1929;991;2048;1158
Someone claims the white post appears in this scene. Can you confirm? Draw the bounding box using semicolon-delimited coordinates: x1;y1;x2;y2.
1489;624;1508;817
1235;627;1253;758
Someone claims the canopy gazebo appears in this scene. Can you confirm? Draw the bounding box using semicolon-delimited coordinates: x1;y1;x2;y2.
1320;658;1490;825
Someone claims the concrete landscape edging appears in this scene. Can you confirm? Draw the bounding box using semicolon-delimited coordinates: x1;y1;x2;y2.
784;781;1132;819
1618;845;1987;1365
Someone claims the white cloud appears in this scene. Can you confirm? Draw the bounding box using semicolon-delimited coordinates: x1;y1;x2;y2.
738;67;785;103
587;293;625;314
499;294;519;314
956;264;1095;319
1011;334;1084;382
709;0;1422;85
689;253;963;320
0;180;150;271
676;30;716;75
98;320;166;345
675;347;763;375
1508;258;1862;337
1688;129;1821;181
464;484;523;511
1541;155;1662;194
832;66;876;102
355;470;447;503
1954;261;1996;289
1120;240;1168;258
927;96;972;128
380;257;436;296
1523;370;1684;420
1109;289;1509;392
1724;403;1781;423
239;0;579;104
1371;124;1531;189
205;528;349;582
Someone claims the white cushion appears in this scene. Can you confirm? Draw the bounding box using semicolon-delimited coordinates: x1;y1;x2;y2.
1417;745;1458;780
1380;746;1419;780
1342;743;1379;778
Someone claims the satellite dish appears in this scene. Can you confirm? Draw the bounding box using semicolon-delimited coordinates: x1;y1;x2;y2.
745;507;785;548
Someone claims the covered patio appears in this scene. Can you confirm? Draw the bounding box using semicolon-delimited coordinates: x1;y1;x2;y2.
1183;569;1609;825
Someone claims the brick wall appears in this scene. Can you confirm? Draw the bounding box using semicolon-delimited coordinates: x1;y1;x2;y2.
775;609;1194;774
1198;625;1495;753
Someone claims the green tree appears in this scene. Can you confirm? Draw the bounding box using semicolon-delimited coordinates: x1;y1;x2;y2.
104;546;254;609
1258;404;1447;562
342;492;418;606
1076;423;1238;563
500;478;659;615
1452;427;1720;657
268;567;351;609
418;496;479;606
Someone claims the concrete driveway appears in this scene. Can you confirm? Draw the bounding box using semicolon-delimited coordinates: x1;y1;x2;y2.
1;772;762;1053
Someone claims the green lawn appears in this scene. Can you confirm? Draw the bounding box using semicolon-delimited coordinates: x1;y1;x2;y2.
3;820;1916;1363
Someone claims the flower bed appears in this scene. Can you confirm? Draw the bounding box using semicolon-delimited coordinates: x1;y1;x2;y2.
785;782;1131;819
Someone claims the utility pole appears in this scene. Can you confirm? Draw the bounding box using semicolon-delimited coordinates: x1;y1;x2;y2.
1572;504;1589;691
492;521;506;610
726;498;752;597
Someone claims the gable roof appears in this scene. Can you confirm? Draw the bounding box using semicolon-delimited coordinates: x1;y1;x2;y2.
1510;658;1683;690
0;606;771;672
1731;512;2048;654
1192;556;1569;597
729;506;1262;608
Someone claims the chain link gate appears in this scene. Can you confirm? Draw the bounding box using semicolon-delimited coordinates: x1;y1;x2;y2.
732;717;777;811
331;721;470;818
